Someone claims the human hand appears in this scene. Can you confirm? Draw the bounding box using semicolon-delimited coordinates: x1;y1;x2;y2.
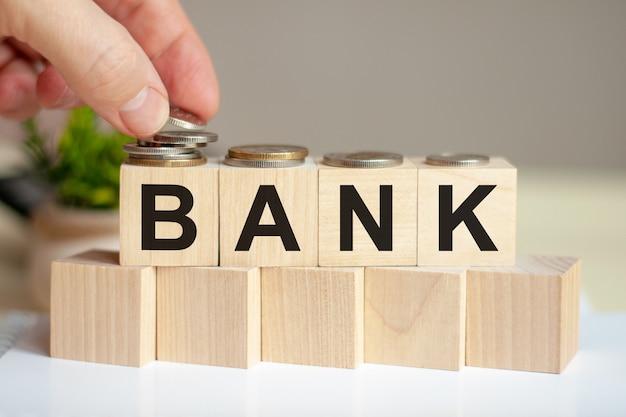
0;0;219;138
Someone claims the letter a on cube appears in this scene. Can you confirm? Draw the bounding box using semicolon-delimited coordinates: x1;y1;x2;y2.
219;159;318;266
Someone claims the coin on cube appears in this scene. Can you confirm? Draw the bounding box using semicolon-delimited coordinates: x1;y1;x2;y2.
166;107;207;131
123;142;198;156
227;144;309;161
126;150;204;160
126;156;208;168
137;139;207;148
425;153;489;167
154;131;218;145
322;151;403;168
223;156;305;168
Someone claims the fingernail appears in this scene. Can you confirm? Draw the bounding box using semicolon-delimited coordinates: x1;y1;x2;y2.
119;86;169;138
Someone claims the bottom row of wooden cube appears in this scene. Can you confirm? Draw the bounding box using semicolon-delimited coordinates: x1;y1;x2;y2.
50;250;580;373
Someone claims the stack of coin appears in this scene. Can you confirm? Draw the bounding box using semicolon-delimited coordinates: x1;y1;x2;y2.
224;144;309;168
322;151;403;168
123;107;218;167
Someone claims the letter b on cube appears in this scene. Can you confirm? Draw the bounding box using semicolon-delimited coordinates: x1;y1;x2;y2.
120;160;220;266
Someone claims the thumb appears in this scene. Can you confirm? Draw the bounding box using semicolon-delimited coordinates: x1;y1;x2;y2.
8;0;169;137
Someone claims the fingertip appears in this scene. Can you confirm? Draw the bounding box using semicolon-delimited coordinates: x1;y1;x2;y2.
201;82;220;122
119;85;169;138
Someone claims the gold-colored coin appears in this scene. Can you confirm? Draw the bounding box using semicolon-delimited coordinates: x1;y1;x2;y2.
125;157;207;168
228;144;309;160
322;151;403;168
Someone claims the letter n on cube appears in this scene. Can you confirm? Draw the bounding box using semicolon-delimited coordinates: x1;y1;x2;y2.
318;158;417;266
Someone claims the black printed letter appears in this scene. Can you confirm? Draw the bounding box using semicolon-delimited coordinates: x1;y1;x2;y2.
438;185;497;251
340;185;392;251
235;185;300;251
142;184;197;250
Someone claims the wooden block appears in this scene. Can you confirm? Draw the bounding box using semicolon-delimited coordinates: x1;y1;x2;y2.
262;266;364;368
219;158;318;266
364;266;466;370
157;266;261;368
413;156;516;266
466;255;581;373
50;249;156;367
318;159;417;266
119;159;219;266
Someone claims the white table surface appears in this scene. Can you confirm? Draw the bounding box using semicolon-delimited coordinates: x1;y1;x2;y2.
1;303;625;417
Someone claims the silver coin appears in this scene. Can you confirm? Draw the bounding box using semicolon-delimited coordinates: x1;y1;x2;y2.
223;156;305;168
154;131;218;144
137;139;206;148
322;151;403;168
166;107;207;131
127;150;204;160
123;142;197;155
425;153;489;167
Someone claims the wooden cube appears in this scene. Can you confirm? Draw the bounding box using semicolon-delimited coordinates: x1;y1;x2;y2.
413;156;516;266
365;266;466;370
157;266;261;368
466;255;581;373
119;159;219;266
219;158;318;266
262;266;364;368
50;250;156;367
318;159;417;266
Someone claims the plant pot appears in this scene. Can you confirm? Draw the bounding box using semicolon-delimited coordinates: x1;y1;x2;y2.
27;202;120;310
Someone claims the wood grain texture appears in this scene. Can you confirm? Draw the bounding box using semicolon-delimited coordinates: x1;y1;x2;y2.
413;156;516;266
119;159;219;266
219;158;318;266
157;266;261;368
262;266;364;368
50;250;156;367
365;266;466;370
318;159;417;266
466;255;581;373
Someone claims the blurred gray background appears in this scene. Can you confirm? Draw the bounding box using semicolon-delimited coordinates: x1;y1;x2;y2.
189;0;626;168
1;0;625;168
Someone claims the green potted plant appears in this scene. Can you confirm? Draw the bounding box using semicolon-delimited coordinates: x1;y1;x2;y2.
23;106;132;209
22;106;134;309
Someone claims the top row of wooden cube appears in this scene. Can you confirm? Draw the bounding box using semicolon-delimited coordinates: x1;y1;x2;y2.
120;156;516;267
